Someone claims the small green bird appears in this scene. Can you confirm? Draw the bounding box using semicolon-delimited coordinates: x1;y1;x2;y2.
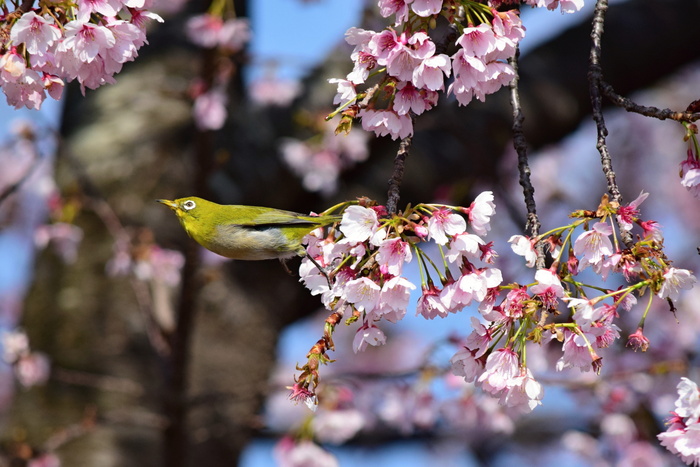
157;197;341;261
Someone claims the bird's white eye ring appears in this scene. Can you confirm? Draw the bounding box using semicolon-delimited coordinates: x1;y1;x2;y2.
182;200;196;211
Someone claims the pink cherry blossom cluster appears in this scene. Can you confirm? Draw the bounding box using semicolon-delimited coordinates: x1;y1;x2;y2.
658;377;700;466
184;13;250;130
277;371;528;464
0;0;163;109
1;329;50;388
475;193;694;403
328;0;584;140
280;125;369;195
292;191;501;406
291;190;696;414
457;193;695;418
107;232;185;288
185;13;249;51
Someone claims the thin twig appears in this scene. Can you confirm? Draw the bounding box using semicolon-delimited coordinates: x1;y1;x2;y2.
600;80;700;122
0;140;40;207
589;0;634;247
386;134;412;215
588;0;621;204
383;23;459;215
52;367;145;396
509;46;545;268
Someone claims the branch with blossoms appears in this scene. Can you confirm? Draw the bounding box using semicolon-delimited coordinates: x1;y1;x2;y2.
290;192;499;408
289;188;695;419
327;0;535;141
587;0;700;203
285;11;700;464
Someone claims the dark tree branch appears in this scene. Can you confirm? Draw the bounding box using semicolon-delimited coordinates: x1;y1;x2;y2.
384;23;459;215
386;135;411;215
588;0;621;204
589;0;633;246
508;46;545;268
601;80;700;122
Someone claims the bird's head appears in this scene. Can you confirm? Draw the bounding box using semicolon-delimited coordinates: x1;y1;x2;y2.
157;197;214;231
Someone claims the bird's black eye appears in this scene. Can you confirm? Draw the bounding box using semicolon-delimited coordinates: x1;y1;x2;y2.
182;200;196;211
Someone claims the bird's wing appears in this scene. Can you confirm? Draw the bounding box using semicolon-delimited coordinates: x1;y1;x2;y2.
223;206;319;227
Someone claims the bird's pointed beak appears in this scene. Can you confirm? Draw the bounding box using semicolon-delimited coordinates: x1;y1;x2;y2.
156;199;178;211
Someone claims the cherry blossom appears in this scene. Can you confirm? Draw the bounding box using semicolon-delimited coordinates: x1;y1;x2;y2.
457;23;498;58
378;0;413;25
530;269;565;309
468;191;496;236
411;0;443;16
34;222;84;264
499;286;529;320
193;87;228;131
416;284;449;319
658;378;700;466
455;268;503;304
358;109;413;140
344;277;382;312
680;148;700;198
445;232;484;264
393;81;436;115
616;191;648;231
76;0;123;20
509;234;537;267
412;53;451;91
573;221;614;269
10;12;61;56
376;237;412;275
563;297;596;323
185;14;225;48
313;408;366;445
626;327;649;352
339;205;380;242
463;317;493;358
477;347;520;394
426;208;467;245
450;345;484;383
555;329;598;372
376;276;415;322
500;367;544;413
353;324;387;353
525;0;585;13
658;267;697;302
328;78;356;105
2;330;30;363
329;5;527;138
62;21;116;63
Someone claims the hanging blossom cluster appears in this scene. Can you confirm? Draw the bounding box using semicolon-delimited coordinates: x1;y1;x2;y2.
658;377;700;466
289;191;696;414
497;193;694;398
327;0;583;140
0;0;163;109
185;11;250;131
280;122;370;196
291;191;501;409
